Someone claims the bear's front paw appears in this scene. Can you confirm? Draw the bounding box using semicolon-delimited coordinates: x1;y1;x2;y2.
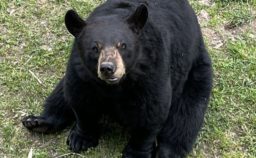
22;115;53;133
67;127;98;153
122;144;155;158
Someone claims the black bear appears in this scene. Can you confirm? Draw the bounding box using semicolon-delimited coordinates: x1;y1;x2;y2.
22;0;213;157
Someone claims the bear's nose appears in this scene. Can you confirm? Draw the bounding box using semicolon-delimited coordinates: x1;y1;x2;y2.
100;62;116;76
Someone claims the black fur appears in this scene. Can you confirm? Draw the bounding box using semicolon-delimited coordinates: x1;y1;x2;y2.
22;0;213;157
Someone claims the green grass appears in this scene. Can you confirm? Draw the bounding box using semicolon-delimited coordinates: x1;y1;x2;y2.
0;0;255;157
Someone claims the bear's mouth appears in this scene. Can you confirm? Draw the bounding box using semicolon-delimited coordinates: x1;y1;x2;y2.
105;77;120;84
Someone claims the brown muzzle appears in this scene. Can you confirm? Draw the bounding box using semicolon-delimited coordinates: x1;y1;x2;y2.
97;47;126;84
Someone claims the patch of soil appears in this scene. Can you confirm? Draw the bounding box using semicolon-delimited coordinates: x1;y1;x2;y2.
202;27;224;49
198;10;211;26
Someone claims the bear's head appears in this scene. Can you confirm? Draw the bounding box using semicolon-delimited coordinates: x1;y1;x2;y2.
65;4;148;85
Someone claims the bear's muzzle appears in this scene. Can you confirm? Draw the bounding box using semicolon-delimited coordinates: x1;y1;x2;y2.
97;47;126;84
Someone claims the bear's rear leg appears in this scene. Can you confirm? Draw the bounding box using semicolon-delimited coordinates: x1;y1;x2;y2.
157;54;213;158
22;78;75;133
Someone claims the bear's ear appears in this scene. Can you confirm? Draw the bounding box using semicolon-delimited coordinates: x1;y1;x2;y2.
127;4;148;34
65;10;86;37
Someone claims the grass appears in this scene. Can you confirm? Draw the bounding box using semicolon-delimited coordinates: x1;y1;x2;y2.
0;0;255;157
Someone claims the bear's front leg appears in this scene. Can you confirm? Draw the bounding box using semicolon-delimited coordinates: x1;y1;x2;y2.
121;83;172;158
122;128;159;158
67;104;102;153
67;123;99;153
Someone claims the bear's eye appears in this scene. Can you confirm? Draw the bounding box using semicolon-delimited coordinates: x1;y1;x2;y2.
117;42;126;49
92;46;98;53
121;43;126;49
92;41;102;53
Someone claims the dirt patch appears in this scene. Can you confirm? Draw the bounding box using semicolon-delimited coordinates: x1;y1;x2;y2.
198;10;211;26
196;7;225;50
202;27;224;49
